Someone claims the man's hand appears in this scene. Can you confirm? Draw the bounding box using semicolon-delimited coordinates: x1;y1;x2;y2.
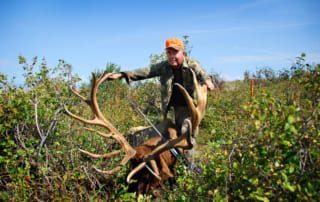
108;73;123;80
204;79;215;91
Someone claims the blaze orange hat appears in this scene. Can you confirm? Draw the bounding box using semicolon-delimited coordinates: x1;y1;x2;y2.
165;38;184;50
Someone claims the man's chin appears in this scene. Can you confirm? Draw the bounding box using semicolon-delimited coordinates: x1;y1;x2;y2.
169;63;179;68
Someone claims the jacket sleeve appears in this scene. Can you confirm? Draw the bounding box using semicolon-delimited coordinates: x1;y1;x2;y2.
189;59;210;84
121;62;165;84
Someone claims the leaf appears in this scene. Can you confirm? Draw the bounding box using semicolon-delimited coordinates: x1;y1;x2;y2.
289;164;295;174
289;125;298;135
249;177;259;186
282;140;292;147
287;115;295;124
284;182;296;192
63;174;68;182
232;162;238;169
255;195;270;202
197;186;202;193
18;55;26;64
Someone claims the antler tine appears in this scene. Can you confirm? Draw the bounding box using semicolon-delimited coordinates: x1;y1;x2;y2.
78;148;121;159
174;83;199;129
64;107;105;126
83;127;113;138
191;71;208;120
93;166;121;175
127;162;146;183
70;87;91;105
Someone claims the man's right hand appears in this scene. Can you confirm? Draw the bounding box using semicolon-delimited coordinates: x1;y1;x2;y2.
204;78;215;91
108;73;123;80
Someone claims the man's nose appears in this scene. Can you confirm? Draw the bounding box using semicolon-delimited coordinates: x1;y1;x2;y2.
169;54;175;59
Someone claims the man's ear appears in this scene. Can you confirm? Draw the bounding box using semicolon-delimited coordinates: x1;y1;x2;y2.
183;50;187;56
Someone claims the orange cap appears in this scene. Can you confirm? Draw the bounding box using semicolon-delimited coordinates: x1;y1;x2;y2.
165;38;184;50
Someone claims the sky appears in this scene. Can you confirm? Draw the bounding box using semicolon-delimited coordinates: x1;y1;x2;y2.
0;0;319;83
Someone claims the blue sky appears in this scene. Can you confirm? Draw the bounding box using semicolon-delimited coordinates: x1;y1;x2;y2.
0;0;319;83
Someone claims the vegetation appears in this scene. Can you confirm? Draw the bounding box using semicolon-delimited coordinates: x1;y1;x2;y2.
0;53;319;201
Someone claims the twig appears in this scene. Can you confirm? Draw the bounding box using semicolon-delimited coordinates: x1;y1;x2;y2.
82;166;96;189
14;125;27;151
228;142;236;164
37;107;63;157
228;142;236;182
33;95;43;139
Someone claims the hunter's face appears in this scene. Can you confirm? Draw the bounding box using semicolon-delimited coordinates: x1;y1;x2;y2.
166;48;185;68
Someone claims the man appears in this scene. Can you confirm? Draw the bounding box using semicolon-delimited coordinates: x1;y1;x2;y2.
109;37;214;141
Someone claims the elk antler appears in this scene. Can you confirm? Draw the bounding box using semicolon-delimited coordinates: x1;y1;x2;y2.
65;72;136;174
174;69;208;135
127;70;208;182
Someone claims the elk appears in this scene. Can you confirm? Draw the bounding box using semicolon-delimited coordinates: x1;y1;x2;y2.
64;69;207;194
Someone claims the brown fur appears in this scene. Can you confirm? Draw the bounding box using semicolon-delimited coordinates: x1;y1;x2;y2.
128;122;179;194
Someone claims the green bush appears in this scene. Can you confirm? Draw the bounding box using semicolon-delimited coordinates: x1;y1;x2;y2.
0;54;319;201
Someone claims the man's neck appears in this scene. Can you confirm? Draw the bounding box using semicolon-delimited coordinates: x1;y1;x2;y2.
171;64;182;70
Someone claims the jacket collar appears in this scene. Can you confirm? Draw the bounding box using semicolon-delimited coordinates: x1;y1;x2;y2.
182;57;190;69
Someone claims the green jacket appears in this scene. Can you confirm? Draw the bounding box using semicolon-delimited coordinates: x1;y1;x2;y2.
122;57;209;118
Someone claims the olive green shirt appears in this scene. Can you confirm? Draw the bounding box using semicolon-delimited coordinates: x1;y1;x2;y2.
122;57;209;118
